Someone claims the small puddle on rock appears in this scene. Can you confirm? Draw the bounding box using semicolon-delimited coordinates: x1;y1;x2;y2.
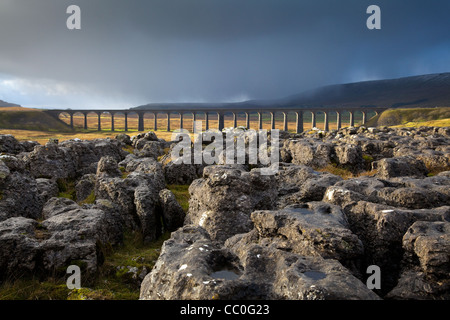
210;270;240;281
303;271;327;280
295;208;314;215
286;206;314;215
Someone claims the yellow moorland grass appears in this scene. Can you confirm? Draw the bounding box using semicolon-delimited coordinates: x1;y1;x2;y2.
0;129;176;145
390;118;450;128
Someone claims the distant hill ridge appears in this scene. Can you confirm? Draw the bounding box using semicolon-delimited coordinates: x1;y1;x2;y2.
0;99;22;108
134;72;450;110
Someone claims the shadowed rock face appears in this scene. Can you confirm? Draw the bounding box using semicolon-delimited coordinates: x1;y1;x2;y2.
1;128;449;300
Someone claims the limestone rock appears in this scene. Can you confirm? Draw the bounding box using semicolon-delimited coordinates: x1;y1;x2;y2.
75;174;96;202
0;172;43;222
0;134;25;154
96;156;122;178
402;221;450;278
275;163;342;208
334;144;364;171
0;217;40;278
186;166;277;242
286;140;335;168
36;178;59;204
344;201;450;293
42;197;80;220
373;156;428;179
159;189;186;232
140;225;379;300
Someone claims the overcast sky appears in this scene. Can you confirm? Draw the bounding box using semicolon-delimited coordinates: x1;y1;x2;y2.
0;0;449;109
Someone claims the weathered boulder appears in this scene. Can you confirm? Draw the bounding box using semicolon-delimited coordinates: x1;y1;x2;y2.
36;178;59;204
140;225;240;300
275;163;342;208
41;197;80;220
115;133;131;145
134;141;164;159
324;175;450;210
359;139;395;160
186;165;277;242
375;186;448;209
159;145;205;185
21;142;77;179
0;135;25;154
0;160;10;181
386;221;450;300
20;140;40;152
75;174;96;202
245;203;364;274
163;159;201;185
140;225;380;300
373;156;428;179
0;172;43;222
132;131;159;149
402;221;450;279
134;183;162;243
386;270;450;300
0;155;25;173
334;144;364;171
159;189;185;232
415;149;450;172
21;139;127;180
79;138;128;163
89;198;124;246
343;201;450;293
275;163;324;196
96;156;122;178
39;204;122;273
0;217;40;278
95;172;157;238
95;155;166;242
285;140;335;168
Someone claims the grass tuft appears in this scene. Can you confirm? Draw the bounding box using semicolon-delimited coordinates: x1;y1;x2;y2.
167;184;190;213
56;178;77;201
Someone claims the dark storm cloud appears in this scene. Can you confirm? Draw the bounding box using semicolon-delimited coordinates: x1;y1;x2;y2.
0;0;449;108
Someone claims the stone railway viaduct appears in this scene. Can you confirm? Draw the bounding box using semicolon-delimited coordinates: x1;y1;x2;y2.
45;106;388;133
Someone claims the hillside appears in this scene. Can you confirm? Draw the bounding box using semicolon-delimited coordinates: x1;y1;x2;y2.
0;109;72;131
365;107;450;127
0;99;22;108
281;73;450;109
134;72;450;111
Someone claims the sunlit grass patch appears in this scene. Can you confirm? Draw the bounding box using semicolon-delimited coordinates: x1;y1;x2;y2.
317;164;377;180
167;184;190;213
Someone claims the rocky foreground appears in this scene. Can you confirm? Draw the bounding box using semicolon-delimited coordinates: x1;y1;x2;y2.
0;126;449;300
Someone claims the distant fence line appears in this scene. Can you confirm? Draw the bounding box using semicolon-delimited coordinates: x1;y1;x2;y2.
45;107;387;133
